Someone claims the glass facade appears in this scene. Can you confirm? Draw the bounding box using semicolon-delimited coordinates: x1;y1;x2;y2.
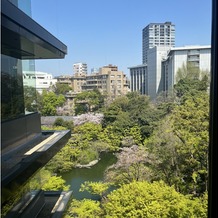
2;0;37;118
1;1;69;216
1;54;25;121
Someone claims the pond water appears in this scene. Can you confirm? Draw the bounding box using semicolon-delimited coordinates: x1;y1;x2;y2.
60;152;117;200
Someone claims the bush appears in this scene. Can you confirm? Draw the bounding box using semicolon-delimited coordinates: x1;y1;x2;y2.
53;117;74;130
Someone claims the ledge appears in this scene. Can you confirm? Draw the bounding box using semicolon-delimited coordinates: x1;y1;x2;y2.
1;0;67;59
1;130;71;193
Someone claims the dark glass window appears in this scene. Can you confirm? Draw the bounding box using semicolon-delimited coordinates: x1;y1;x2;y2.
1;54;25;121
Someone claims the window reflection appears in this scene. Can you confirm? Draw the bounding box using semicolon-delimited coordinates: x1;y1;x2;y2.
1;54;25;121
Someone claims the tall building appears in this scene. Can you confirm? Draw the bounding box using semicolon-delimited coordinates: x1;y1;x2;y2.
142;22;175;63
130;21;211;99
73;62;88;76
1;0;71;216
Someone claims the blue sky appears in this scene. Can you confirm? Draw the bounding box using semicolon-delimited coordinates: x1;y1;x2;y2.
31;0;212;77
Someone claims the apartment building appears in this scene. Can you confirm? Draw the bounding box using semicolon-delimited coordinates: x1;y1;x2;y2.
73;62;88;76
72;64;130;99
71;73;86;93
55;75;73;88
142;22;175;64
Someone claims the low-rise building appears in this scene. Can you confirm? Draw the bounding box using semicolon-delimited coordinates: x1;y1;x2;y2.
55;75;72;86
72;64;130;99
23;71;57;93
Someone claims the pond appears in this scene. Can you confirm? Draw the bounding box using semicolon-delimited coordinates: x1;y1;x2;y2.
60;152;117;200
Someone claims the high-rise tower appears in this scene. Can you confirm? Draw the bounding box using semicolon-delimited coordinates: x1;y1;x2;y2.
142;22;175;63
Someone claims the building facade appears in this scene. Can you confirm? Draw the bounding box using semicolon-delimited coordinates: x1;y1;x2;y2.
73;64;130;99
142;22;175;64
162;45;211;93
129;64;147;94
71;64;130;99
23;71;57;93
56;75;72;85
130;21;211;99
73;62;88;76
71;75;87;93
129;45;211;99
1;0;71;216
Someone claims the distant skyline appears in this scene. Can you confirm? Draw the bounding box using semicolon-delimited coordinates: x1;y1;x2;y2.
31;0;212;77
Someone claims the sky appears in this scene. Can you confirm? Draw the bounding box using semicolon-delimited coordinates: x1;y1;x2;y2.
31;0;212;77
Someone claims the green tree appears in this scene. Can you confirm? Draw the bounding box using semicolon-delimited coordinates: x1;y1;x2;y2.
29;169;69;191
41;91;66;116
75;89;104;114
171;91;209;195
23;86;39;112
174;63;209;98
42;176;69;191
53;117;74;130
80;181;111;199
102;96;129;127
144;116;182;190
74;122;102;141
53;82;72;95
99;125;123;151
103;181;207;218
64;199;103;218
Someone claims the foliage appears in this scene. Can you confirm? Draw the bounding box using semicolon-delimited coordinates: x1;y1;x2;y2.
29;168;69;191
174;63;209;99
45;142;78;173
105;145;155;184
53;82;72;95
102;92;168;141
98;125;123;151
40;90;66;116
144;116;183;189
53;117;74;130
171;91;209;195
46;122;105;173
64;199;103;218
64;181;207;218
41;125;67;131
80;181;111;198
103;181;207;218
73;122;102;141
41;176;70;191
75;89;104;114
23;86;38;112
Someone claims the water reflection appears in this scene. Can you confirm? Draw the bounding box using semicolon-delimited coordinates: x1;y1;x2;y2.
60;152;116;200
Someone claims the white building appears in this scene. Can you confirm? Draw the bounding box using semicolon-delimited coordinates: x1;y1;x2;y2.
23;71;57;94
129;45;211;99
147;46;170;98
162;45;211;93
73;62;87;76
129;64;147;94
